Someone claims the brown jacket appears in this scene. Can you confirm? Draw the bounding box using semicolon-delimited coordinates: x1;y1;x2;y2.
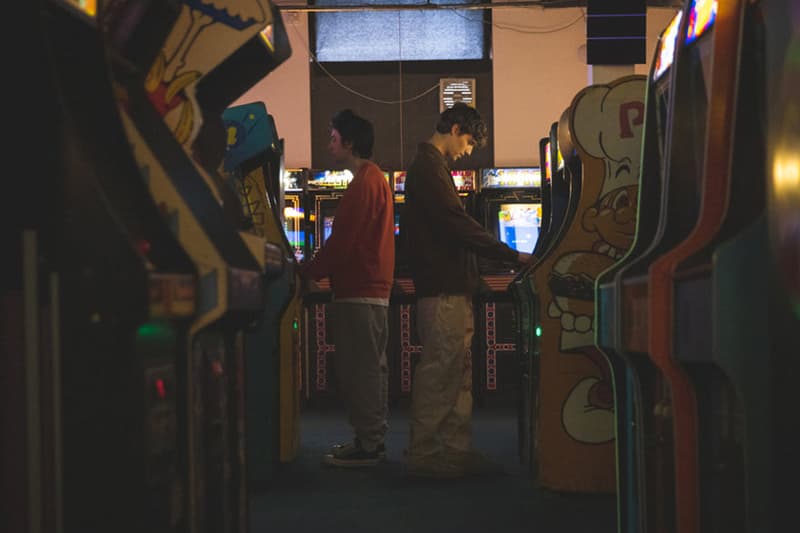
401;143;519;297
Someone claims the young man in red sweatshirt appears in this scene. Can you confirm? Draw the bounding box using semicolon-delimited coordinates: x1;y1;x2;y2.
301;109;395;467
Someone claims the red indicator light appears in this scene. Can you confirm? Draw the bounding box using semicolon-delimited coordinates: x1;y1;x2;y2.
211;360;224;377
136;239;152;256
155;378;167;399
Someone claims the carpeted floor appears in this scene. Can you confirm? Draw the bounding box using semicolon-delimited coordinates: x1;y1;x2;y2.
249;405;618;533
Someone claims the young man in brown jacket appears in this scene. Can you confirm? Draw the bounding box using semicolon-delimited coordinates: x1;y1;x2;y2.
401;103;532;478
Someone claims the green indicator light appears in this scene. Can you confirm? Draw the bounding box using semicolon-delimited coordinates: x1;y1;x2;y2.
136;321;177;344
535;326;542;337
292;319;299;330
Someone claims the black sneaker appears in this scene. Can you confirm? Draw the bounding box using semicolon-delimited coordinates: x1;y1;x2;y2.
323;440;383;468
330;439;386;459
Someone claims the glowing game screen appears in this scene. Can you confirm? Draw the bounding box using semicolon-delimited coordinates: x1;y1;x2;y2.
394;171;407;192
451;170;476;191
557;148;564;171
481;168;541;189
283;205;305;262
685;0;717;45
544;141;552;183
283;168;305;191
310;169;353;189
322;216;335;244
497;203;542;254
654;11;683;80
394;213;401;236
64;0;96;17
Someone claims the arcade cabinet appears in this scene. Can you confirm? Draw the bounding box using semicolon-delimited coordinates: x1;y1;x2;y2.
517;121;574;476
221;102;302;487
511;143;552;467
529;76;646;495
26;3;195;532
593;9;684;532
475;167;542;407
106;1;290;531
648;1;759;531
659;0;799;531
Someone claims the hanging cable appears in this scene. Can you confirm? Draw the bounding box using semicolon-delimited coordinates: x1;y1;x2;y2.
286;4;589;105
289;20;440;105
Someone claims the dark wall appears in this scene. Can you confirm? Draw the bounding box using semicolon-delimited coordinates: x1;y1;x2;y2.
310;60;494;172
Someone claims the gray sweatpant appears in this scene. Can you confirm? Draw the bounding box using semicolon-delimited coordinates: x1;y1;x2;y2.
330;301;389;451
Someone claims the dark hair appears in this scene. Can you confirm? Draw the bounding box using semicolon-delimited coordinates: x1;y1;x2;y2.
435;102;488;148
330;109;375;159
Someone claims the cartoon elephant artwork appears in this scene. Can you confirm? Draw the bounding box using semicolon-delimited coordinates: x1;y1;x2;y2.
532;75;646;493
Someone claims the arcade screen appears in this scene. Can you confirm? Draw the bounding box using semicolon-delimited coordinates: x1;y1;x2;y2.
544;141;552;183
654;10;683;80
310;169;353;189
685;0;717;45
678;0;716;224
481;168;541;189
322;215;335;244
64;0;97;16
497;203;542;254
394;171;406;192
451;170;476;191
283;205;305;262
283;168;306;191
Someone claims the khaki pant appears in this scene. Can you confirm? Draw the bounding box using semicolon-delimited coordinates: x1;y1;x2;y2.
408;295;474;460
330;302;389;451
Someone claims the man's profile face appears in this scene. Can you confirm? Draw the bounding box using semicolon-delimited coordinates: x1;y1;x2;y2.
446;125;476;162
328;128;350;165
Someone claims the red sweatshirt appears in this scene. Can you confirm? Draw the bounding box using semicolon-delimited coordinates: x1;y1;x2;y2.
302;161;395;299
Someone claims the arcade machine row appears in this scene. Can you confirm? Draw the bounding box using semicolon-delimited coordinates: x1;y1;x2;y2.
387;169;481;406
301;168;392;405
20;2;195;532
592;8;685;533
654;0;800;532
103;1;290;532
221;102;302;488
612;1;749;532
608;2;741;532
473;167;542;408
646;1;760;532
527;76;647;497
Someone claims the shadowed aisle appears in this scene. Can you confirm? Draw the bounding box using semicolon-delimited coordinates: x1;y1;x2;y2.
250;406;618;533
